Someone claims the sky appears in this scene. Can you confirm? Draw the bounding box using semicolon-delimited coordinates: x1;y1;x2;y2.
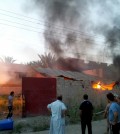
0;0;45;63
0;0;120;65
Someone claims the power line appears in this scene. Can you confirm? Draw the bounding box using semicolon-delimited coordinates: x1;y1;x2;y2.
0;18;112;62
0;20;110;63
0;21;104;48
0;8;105;41
0;21;111;61
0;22;43;34
0;22;105;45
0;11;104;42
0;18;45;31
0;9;113;61
1;37;44;48
0;10;113;63
0;15;107;45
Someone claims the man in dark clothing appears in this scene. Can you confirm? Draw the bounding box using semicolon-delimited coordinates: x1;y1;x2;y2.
79;94;93;134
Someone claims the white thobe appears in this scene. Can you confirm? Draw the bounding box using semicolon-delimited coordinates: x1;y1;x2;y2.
47;100;67;134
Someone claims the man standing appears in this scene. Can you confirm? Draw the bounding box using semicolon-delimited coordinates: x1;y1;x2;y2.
106;92;120;134
79;94;93;134
47;95;67;134
6;91;14;119
104;101;111;134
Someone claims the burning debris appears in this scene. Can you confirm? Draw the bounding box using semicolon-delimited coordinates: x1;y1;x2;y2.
91;81;118;91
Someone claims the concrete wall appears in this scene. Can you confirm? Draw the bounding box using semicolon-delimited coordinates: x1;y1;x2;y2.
57;77;120;108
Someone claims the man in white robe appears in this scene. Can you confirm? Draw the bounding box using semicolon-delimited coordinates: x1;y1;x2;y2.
47;95;67;134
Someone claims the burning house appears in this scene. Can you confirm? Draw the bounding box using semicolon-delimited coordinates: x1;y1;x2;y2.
0;0;120;118
0;63;44;95
0;62;120;117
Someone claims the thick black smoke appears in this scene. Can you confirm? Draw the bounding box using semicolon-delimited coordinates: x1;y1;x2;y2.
113;55;120;80
91;0;120;70
106;27;120;49
30;0;95;71
32;0;93;53
30;0;120;72
104;25;120;76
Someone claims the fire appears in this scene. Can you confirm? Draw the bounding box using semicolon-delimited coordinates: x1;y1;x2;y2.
92;81;101;90
96;82;101;89
92;81;115;90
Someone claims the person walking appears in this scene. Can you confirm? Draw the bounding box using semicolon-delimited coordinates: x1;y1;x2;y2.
79;94;93;134
47;95;67;134
6;91;14;119
106;92;120;134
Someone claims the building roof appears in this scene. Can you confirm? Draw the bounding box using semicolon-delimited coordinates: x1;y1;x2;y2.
35;67;97;81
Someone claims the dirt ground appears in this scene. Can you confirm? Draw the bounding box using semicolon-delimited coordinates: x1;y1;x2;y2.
1;119;107;134
24;120;107;134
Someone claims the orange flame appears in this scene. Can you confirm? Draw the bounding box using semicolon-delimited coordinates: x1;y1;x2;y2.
92;81;101;90
92;81;115;90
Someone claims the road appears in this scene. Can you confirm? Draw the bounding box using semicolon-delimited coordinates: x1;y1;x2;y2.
23;119;107;134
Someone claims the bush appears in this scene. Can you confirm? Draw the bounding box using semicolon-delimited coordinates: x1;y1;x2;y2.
66;99;105;124
12;116;50;133
67;101;80;124
93;103;105;121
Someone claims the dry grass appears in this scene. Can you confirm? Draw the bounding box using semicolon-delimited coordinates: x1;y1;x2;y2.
0;95;22;119
0;116;50;134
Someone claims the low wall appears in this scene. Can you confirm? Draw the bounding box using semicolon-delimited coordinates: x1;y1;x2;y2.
57;77;120;108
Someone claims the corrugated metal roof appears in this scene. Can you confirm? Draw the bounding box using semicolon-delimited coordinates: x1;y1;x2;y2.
35;67;96;81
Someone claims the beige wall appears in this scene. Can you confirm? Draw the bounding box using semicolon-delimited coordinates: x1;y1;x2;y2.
57;77;120;108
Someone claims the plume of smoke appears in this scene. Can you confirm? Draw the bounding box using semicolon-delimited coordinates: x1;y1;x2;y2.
104;25;120;74
106;27;120;50
57;57;83;71
29;0;120;73
113;55;120;80
30;0;96;71
88;0;120;72
0;63;12;84
45;0;95;71
113;55;120;67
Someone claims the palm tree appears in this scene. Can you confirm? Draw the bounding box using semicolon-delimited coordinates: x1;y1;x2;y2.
0;56;16;64
28;52;57;68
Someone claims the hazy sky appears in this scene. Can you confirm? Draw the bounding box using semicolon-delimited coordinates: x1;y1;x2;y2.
0;0;120;65
0;0;45;63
